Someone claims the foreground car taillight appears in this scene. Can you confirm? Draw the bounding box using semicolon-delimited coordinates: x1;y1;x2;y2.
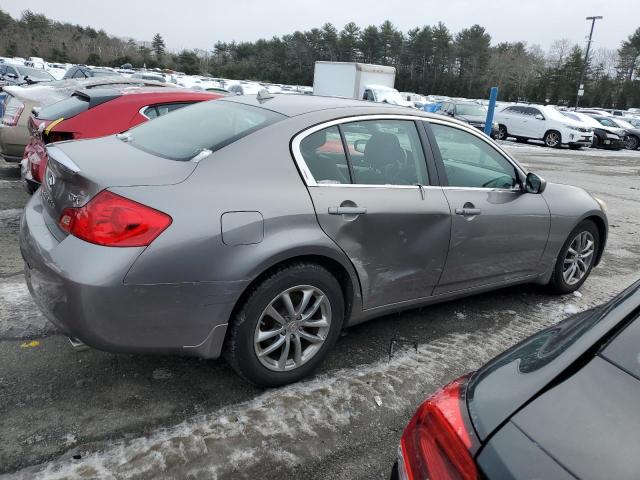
59;190;172;247
398;375;479;480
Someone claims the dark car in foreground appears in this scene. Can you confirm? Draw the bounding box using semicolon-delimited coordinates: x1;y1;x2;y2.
394;279;640;480
20;94;607;386
438;100;499;138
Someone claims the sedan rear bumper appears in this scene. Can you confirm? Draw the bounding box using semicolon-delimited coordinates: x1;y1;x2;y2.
20;193;245;359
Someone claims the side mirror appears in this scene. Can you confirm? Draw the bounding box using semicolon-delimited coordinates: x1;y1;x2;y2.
535;114;544;120
525;172;547;194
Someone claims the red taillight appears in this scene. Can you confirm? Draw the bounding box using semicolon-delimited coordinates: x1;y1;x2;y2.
2;96;25;126
58;190;172;247
399;375;479;480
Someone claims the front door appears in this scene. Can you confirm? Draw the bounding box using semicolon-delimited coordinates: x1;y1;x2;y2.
294;118;451;309
426;121;550;294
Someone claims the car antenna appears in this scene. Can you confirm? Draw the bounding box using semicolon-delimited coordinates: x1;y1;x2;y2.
256;89;275;103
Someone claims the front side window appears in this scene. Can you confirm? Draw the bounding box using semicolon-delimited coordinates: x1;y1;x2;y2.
342;119;428;186
128;100;284;161
430;123;518;189
299;126;350;184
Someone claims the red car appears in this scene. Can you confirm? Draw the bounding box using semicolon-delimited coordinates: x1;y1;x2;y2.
22;87;221;193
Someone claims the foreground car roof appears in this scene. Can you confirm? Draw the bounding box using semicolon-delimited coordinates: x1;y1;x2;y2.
219;93;425;117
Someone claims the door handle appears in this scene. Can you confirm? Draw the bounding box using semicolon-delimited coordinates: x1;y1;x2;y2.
455;207;481;216
328;206;367;215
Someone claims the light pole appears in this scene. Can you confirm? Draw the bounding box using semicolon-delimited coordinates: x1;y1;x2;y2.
575;15;603;109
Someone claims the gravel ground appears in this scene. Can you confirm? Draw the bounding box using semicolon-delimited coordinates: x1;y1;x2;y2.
1;141;639;479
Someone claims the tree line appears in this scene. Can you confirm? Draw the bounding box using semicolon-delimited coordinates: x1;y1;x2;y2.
1;9;639;107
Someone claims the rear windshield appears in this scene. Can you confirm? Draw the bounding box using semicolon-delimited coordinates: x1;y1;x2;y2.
91;69;120;77
126;100;285;161
37;95;89;120
16;67;54;81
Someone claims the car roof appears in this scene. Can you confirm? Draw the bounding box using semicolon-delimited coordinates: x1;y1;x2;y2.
219;93;421;117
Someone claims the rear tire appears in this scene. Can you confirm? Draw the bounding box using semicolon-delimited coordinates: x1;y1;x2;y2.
548;220;600;294
544;130;562;148
224;263;344;387
497;125;508;140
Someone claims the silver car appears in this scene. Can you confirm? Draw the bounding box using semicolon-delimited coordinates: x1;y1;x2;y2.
20;95;608;386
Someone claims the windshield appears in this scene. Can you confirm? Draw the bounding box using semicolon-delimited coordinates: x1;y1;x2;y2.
563;112;600;127
613;118;634;129
127;100;285;161
16;67;54;81
91;70;120;77
37;95;90;120
625;118;640;128
456;103;487;117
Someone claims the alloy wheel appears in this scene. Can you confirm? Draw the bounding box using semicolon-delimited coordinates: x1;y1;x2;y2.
562;231;595;285
497;126;507;140
624;136;639;150
545;132;560;147
254;285;332;371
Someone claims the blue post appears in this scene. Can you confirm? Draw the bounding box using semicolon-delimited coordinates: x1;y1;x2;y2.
484;86;499;137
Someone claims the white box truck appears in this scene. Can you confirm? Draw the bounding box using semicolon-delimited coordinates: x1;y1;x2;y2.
312;61;413;107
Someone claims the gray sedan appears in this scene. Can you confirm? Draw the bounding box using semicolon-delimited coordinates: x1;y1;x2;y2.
20;94;608;386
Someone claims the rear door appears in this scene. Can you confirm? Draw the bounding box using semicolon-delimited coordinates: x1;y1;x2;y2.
424;120;550;294
293;116;451;309
502;106;526;136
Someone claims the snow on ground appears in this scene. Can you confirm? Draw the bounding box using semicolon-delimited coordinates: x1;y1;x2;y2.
7;271;634;480
0;276;55;339
500;140;640;158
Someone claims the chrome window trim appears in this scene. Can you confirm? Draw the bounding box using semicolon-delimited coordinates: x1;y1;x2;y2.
138;105;153;119
291;113;436;188
291;113;525;191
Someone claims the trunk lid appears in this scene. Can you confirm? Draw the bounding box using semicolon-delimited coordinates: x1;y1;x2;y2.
41;135;197;239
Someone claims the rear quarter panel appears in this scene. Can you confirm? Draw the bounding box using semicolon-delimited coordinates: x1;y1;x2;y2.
120;112;365;322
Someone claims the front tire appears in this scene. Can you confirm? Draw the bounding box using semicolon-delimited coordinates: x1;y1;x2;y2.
549;220;600;294
544;130;562;148
624;135;639;150
224;263;344;387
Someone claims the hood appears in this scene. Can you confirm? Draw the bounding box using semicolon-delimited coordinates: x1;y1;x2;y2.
456;114;486;124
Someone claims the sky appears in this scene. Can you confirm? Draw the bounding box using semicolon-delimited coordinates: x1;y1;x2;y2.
1;0;638;52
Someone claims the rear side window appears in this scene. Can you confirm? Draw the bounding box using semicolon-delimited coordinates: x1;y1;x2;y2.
300;126;350;184
143;102;191;119
37;95;90;120
127;100;285;161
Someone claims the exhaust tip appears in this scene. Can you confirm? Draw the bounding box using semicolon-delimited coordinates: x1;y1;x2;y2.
68;336;90;352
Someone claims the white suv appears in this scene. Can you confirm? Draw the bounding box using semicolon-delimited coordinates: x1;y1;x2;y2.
495;105;594;149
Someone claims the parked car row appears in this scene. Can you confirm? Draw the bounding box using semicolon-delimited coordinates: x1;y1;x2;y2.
0;77;173;165
21;87;221;192
494;103;640;151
